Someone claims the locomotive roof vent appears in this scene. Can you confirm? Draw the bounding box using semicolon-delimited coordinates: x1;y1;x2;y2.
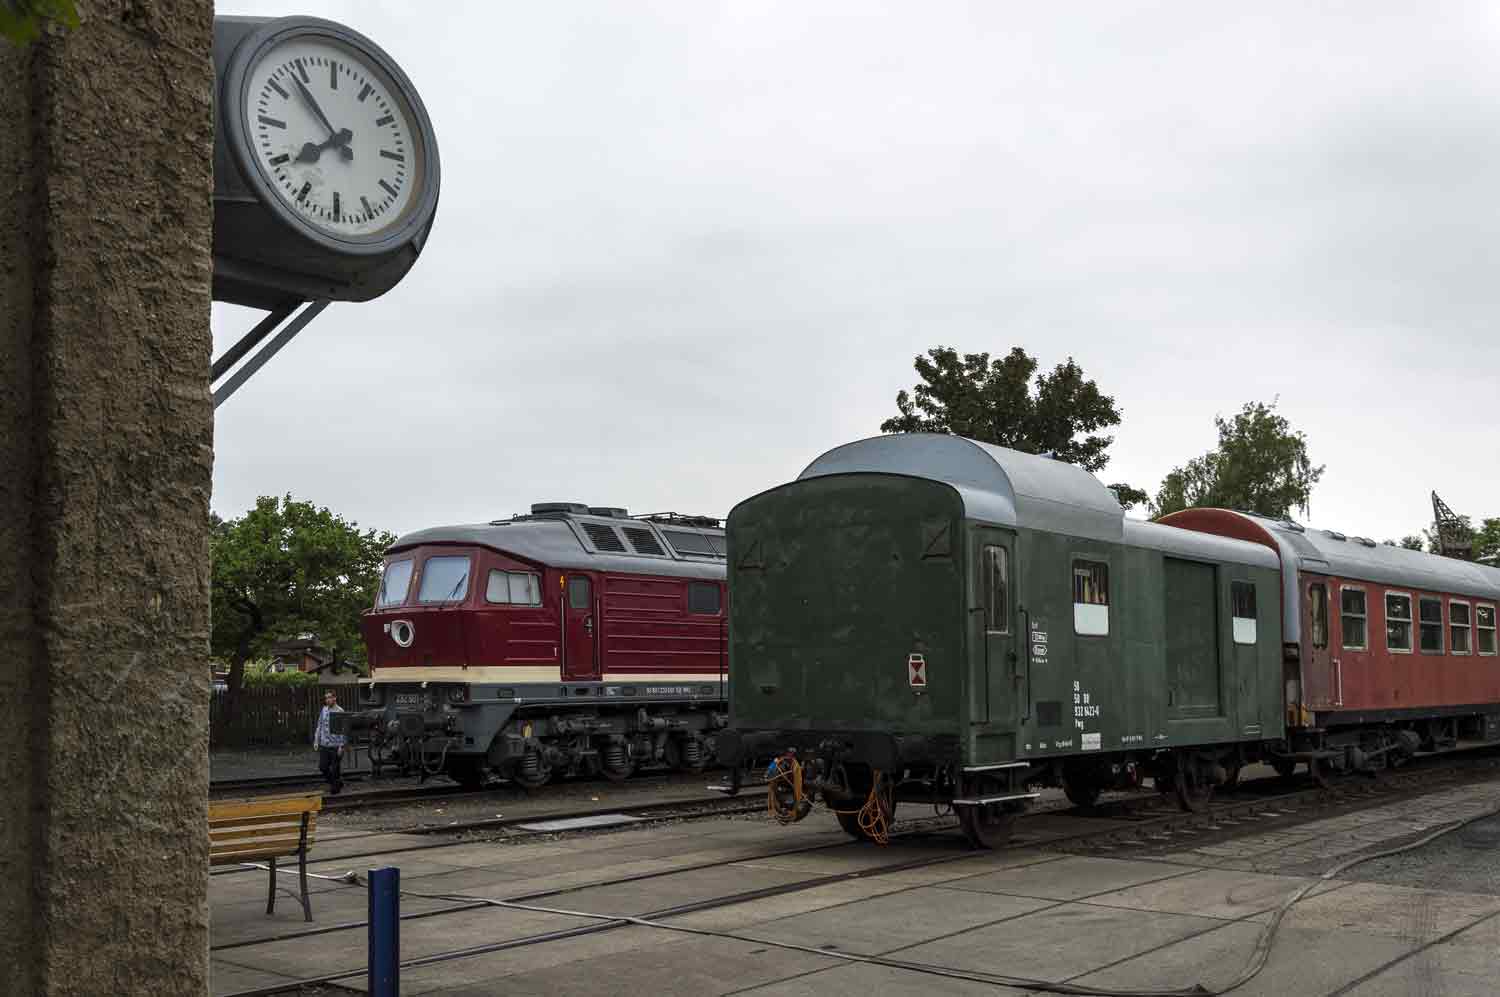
1357;537;1378;547
530;502;590;516
587;507;630;519
1324;530;1347;541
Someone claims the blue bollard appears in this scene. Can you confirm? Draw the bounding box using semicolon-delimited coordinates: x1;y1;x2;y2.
368;866;400;996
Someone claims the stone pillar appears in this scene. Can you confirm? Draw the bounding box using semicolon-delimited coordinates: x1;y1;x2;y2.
0;1;215;993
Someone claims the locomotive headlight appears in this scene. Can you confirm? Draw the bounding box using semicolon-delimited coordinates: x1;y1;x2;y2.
390;620;414;647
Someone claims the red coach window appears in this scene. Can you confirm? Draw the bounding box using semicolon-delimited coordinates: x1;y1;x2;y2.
1450;602;1472;655
1478;606;1497;656
1419;597;1444;655
1309;583;1328;649
1386;593;1413;653
1341;587;1367;650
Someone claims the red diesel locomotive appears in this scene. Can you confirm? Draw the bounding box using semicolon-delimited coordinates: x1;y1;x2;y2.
342;503;728;787
1163;509;1500;774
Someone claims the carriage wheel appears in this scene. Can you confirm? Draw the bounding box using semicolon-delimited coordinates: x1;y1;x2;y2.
1271;758;1297;779
1173;755;1213;813
958;803;1017;849
1062;761;1106;808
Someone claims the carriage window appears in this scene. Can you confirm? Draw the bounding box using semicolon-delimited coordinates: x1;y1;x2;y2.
1478;606;1497;655
1309;583;1328;649
1386;593;1413;652
1450;601;1472;655
417;556;471;603
1419;597;1444;654
688;582;722;614
377;559;414;608
1341;587;1367;650
1073;560;1109;636
486;570;541;606
1231;581;1257;645
984;546;1009;633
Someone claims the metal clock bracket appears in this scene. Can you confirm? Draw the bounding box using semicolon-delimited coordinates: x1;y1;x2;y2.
211;297;331;408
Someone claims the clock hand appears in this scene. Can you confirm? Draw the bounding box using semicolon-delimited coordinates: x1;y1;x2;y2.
291;73;340;140
294;128;355;164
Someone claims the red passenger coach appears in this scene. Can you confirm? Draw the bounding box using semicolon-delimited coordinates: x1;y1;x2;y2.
1163;509;1500;770
344;503;728;787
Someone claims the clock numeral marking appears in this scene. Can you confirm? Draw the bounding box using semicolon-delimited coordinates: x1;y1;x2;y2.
295;58;310;84
358;83;373;102
378;179;398;198
379;150;405;162
268;78;288;99
330;60;338;89
258;115;287;129
333;192;341;221
296;182;311;203
360;195;375;218
375;114;394;128
269;153;289;166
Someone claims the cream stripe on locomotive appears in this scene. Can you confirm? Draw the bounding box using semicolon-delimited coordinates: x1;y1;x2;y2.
363;666;724;685
365;666;563;684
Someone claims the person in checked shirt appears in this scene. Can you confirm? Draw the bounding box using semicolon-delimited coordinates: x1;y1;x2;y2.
313;689;346;795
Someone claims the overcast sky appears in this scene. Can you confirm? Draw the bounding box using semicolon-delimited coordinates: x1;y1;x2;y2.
213;1;1500;543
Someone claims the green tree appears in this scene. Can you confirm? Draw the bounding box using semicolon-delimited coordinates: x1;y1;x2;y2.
211;495;394;717
881;346;1147;508
0;0;78;46
1393;535;1427;551
1150;401;1325;519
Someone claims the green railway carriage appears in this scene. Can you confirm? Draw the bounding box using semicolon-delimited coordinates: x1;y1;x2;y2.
720;434;1286;846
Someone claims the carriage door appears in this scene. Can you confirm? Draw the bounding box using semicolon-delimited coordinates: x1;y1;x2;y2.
971;527;1017;730
1300;578;1333;708
562;574;599;681
1164;558;1222;719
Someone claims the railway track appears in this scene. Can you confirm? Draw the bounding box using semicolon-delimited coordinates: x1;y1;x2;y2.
213;746;1500;997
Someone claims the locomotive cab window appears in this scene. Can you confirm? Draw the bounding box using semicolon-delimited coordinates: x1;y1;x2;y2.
1450;601;1472;655
1386;593;1413;653
1231;580;1257;645
1341;586;1367;650
417;555;471;604
486;570;541;606
377;558;414;608
1309;583;1328;649
1073;560;1109;637
1478;605;1497;655
983;546;1009;633
688;582;722;615
567;576;591;610
1419;597;1444;655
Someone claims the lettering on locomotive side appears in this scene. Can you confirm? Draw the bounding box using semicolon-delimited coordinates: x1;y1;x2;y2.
643;686;697;696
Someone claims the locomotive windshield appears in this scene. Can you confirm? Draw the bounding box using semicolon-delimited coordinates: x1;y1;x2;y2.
417;555;471;603
376;558;413;607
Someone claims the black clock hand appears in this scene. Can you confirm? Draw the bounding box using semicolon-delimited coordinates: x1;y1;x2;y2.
291;73;338;138
295;128;354;163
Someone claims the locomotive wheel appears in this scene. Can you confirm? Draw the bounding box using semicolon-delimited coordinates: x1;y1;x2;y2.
958;803;1016;849
835;769;894;842
512;750;553;789
663;737;708;774
1173;756;1213;813
600;758;636;782
446;758;486;790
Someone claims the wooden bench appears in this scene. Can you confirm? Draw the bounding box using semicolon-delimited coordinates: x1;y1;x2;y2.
209;794;323;921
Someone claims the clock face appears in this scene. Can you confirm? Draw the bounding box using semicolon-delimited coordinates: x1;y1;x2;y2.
244;35;424;240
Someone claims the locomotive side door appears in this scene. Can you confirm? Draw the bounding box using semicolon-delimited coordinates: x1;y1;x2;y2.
971;526;1017;731
1299;576;1334;708
562;573;599;681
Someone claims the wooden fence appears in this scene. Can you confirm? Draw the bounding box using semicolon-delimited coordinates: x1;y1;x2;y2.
210;685;360;748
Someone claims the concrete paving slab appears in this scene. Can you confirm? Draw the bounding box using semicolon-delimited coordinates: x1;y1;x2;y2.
209;957;301;997
731;960;1032;996
389;924;668;994
214;903;586;984
1067;920;1418;997
1340;928;1500;997
741;885;1055;956
415;932;840;996
370;840;577;869
1085;867;1316;920
667;878;927;932
549;863;820;917
209;888;455;947
941;854;1194;901
1283;880;1500;941
896;900;1223;982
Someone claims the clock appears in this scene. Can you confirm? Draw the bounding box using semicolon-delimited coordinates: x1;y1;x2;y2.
220;16;440;257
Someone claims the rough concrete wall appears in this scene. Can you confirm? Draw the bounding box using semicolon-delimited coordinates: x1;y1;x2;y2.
0;0;216;993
